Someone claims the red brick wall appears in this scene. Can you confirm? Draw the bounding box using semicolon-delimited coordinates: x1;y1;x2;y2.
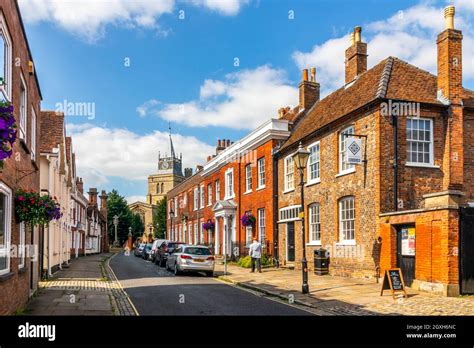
463;110;474;201
0;1;42;315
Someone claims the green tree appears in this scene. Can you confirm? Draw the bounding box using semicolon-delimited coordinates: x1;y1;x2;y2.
153;196;167;239
107;190;143;245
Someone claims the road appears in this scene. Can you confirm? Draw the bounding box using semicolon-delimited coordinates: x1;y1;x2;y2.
109;251;312;315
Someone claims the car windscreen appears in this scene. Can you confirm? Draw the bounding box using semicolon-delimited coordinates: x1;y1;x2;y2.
184;247;212;255
167;243;182;249
145;244;152;249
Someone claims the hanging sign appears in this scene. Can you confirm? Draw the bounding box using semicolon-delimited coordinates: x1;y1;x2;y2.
346;137;362;165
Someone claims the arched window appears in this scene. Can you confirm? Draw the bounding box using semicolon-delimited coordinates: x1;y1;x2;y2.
156;183;160;194
161;183;164;193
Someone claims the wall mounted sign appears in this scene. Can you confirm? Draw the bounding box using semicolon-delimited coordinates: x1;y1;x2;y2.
346;137;362;165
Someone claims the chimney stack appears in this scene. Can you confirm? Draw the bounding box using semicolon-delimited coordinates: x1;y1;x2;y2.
437;6;464;191
88;188;98;206
345;26;367;84
100;190;108;211
226;139;231;147
76;177;84;194
299;67;320;111
216;139;225;155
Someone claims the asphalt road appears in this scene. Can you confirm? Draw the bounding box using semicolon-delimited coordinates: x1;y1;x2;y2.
110;251;312;315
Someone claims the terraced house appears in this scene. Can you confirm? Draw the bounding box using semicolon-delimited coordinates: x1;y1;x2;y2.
0;0;42;314
275;6;474;296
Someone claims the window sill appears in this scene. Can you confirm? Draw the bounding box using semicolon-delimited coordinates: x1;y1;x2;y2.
256;185;266;191
224;196;235;200
336;168;355;178
306;242;322;246
283;188;295;194
305;179;321;187
405;163;440;169
243;190;252;195
335;241;356;246
18;266;27;274
0;271;14;282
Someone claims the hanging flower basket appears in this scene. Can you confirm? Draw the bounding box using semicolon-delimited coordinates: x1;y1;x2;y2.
202;220;215;231
15;189;62;226
0;101;16;170
241;213;256;227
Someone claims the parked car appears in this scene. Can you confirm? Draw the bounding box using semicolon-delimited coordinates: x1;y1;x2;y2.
150;239;166;262
142;243;153;260
134;243;145;257
166;245;215;277
155;241;184;267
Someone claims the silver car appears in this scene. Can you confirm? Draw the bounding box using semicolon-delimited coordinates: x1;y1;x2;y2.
166;245;215;277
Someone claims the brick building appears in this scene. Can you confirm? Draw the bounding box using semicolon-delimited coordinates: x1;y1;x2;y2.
275;6;474;296
0;0;43;314
167;119;291;258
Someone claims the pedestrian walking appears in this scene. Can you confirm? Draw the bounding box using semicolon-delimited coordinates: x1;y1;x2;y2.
249;237;262;273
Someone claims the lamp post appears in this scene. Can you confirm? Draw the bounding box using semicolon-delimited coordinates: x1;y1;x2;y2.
148;223;153;242
293;141;311;294
113;215;119;247
169;209;175;241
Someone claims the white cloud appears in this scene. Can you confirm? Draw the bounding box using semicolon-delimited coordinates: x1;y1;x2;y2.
66;123;214;186
18;0;249;42
126;195;146;204
292;3;474;94
139;65;298;130
136;99;160;118
189;0;249;16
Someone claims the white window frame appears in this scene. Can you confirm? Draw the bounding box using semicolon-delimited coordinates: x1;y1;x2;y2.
257;157;265;189
199;184;204;209
258;208;265;247
199;219;204;244
308;203;321;245
19;73;27;142
339;196;355;245
224;168;234;199
193;187;198;211
307;141;321;184
207;183;212;206
31;108;36;161
278;205;302;223
284;155;294;192
406;117;434;167
18;222;25;269
245;225;252;246
0;182;12;275
339;125;356;175
215;180;220;201
0;13;13;101
193;222;198;245
245;164;252;193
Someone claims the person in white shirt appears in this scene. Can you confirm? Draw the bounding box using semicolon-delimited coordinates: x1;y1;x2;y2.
249;237;262;273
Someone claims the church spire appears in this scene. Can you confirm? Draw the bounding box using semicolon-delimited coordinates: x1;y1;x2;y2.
169;123;176;159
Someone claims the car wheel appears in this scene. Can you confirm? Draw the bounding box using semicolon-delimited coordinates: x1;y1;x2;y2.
174;263;180;276
205;271;214;277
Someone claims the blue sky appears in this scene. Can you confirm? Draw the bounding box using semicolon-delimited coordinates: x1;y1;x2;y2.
19;0;474;203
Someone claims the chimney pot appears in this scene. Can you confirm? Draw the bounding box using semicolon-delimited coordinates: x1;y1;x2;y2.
350;31;355;45
218;139;221;147
302;69;309;82
226;139;231;147
310;67;316;82
444;5;455;29
354;26;362;43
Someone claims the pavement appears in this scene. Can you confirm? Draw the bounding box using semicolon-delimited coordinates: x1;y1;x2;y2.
25;253;136;316
215;264;474;316
109;251;312;315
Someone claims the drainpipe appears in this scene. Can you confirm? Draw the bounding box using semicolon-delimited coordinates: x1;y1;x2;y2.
272;149;279;265
393;113;398;212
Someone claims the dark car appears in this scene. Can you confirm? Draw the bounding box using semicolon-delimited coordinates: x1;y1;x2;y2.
134;243;145;257
155;241;184;267
142;243;153;260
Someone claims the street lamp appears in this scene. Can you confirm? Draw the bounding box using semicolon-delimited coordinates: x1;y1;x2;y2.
113;215;119;247
148;223;153;242
293;141;311;294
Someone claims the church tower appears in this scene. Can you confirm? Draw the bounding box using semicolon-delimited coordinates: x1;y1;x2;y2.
147;127;185;205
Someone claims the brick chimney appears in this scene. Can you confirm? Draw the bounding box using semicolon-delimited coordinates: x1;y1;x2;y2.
100;190;108;211
437;6;463;104
216;139;225;154
76;177;83;194
345;26;367;84
437;6;464;191
88;188;98;206
299;67;320;111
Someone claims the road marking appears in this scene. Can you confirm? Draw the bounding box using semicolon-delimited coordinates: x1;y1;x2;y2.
107;253;140;316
